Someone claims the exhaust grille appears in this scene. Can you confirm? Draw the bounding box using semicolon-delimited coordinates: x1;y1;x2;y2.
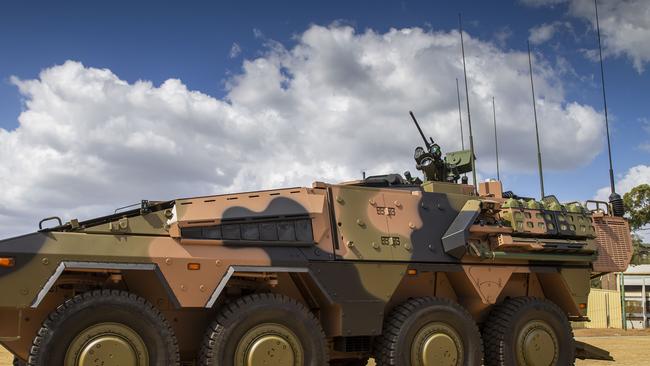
592;215;633;273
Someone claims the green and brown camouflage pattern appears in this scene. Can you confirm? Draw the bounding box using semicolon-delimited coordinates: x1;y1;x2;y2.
0;172;634;362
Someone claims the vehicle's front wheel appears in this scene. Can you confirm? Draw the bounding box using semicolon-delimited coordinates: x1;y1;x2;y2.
373;297;483;366
27;289;179;366
199;293;328;366
482;297;575;366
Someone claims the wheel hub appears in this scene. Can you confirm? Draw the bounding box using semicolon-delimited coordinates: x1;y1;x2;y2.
246;334;294;365
65;323;148;366
516;320;559;366
411;322;462;366
235;323;303;366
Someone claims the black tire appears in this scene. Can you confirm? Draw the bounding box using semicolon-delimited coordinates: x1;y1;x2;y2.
13;357;26;366
374;297;483;366
330;358;369;366
27;289;179;366
482;297;575;366
199;293;328;366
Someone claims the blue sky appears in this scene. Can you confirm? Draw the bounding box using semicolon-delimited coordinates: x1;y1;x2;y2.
0;0;648;237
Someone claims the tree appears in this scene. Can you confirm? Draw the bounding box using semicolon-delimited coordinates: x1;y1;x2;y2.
623;184;650;265
630;234;650;265
623;184;650;231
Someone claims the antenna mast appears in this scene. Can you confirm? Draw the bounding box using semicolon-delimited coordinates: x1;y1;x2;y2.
456;78;465;150
492;96;500;181
527;41;545;199
595;0;614;194
595;0;624;216
459;14;478;191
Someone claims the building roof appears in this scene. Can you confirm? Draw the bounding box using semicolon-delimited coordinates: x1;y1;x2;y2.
624;264;650;275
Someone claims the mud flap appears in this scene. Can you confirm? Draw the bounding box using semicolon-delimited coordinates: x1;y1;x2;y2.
575;340;614;361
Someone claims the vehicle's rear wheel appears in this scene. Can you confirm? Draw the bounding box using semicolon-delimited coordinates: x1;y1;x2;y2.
482;297;575;366
27;289;179;366
373;297;483;366
199;293;328;366
13;357;26;366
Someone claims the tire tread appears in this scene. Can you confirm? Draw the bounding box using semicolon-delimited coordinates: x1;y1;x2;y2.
374;297;483;366
482;297;575;366
199;293;328;365
27;289;179;366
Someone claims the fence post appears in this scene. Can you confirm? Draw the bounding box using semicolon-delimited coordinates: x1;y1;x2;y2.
641;276;648;329
620;272;627;330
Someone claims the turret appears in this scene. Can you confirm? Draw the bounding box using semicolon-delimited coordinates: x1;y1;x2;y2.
408;111;473;184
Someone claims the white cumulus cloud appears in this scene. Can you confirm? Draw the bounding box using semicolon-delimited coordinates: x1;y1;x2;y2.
571;0;650;73
523;0;650;73
639;117;650;152
0;25;605;237
529;22;570;45
519;0;567;7
595;165;650;202
595;165;650;242
229;42;242;58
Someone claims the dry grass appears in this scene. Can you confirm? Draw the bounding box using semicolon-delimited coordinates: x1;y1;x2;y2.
3;329;650;365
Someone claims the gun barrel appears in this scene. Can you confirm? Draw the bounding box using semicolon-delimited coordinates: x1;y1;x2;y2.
409;111;431;149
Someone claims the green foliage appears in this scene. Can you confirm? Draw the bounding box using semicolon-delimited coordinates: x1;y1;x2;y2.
630;234;650;265
623;184;650;231
590;277;602;289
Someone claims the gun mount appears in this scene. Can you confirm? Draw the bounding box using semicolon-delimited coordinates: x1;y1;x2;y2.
409;111;472;183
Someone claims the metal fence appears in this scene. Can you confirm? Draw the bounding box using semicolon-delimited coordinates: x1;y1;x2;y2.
621;273;650;329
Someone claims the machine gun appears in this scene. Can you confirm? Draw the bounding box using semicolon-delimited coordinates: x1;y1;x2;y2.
408;111;472;183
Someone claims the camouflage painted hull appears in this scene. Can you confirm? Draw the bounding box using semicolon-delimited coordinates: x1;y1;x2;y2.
0;180;633;364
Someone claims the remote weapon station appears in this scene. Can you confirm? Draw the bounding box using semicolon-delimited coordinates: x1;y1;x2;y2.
0;108;633;366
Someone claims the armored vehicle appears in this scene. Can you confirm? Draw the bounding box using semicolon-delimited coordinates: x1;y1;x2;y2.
0;116;633;366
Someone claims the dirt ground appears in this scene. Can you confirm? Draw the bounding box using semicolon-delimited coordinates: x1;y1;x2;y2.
0;347;12;366
0;348;9;366
2;328;649;365
572;328;650;366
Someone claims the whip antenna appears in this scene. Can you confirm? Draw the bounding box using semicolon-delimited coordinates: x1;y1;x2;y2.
459;14;478;191
456;78;467;182
456;78;465;151
527;41;545;199
492;96;500;181
595;0;624;216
